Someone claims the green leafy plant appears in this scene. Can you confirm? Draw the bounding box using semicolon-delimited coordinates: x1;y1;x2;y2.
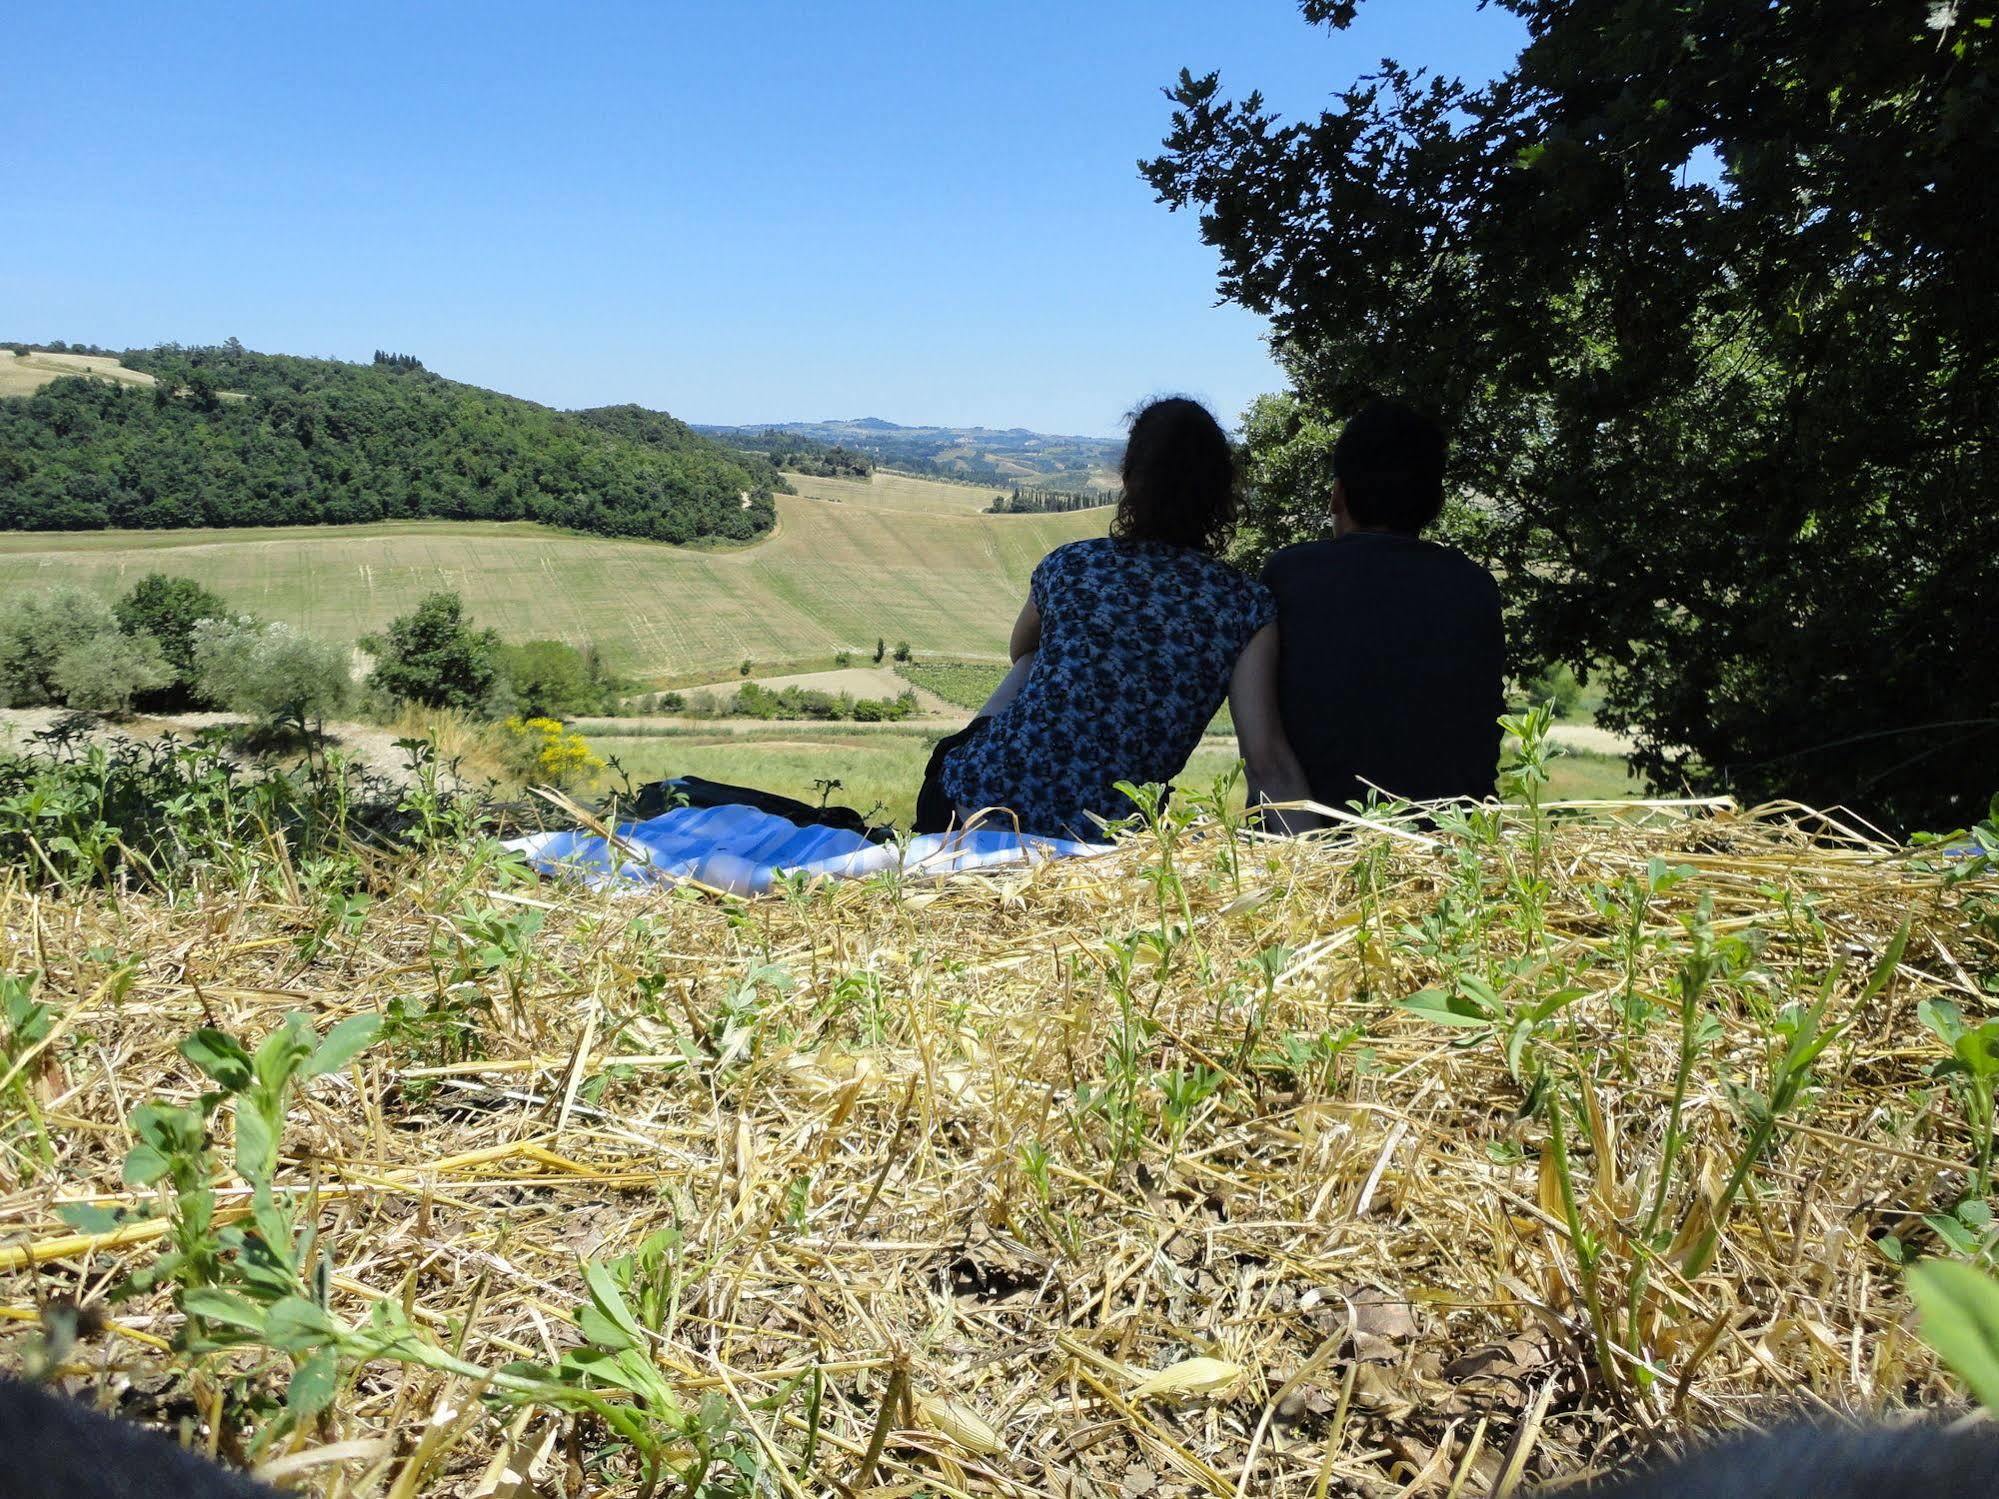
1919;996;1999;1213
1;972;56;1168
1908;1258;1999;1411
61;1014;380;1435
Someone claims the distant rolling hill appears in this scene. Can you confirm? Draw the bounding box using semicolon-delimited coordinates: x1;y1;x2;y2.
697;416;1123;489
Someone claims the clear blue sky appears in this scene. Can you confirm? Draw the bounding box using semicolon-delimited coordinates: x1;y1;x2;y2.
9;1;1524;437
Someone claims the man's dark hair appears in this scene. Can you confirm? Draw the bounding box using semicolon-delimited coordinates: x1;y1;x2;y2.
1114;396;1238;555
1563;1420;1999;1499
1332;399;1447;534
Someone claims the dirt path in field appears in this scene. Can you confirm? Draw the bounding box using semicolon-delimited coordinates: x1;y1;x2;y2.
0;708;467;788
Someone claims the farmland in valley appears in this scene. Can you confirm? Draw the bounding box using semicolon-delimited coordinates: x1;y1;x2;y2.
0;472;1108;682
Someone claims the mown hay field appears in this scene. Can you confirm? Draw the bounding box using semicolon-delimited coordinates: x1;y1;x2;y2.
0;348;159;397
784;471;1008;514
0;474;1107;682
5;785;1992;1497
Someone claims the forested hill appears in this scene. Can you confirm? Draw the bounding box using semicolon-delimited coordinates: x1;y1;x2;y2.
0;344;779;544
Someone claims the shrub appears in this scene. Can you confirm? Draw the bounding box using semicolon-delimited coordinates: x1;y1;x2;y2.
51;632;173;715
500;715;602;787
0;587;120;708
191;617;353;726
852;698;887;723
731;683;779;720
114;573;228;708
834;651;853;668
893;641;913;663
494;639;600;719
364;592;497;711
739;659;754;678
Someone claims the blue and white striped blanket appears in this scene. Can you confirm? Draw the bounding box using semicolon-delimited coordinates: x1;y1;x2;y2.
506;802;1105;896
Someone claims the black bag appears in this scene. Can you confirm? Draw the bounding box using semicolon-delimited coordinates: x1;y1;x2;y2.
626;775;894;843
913;719;990;834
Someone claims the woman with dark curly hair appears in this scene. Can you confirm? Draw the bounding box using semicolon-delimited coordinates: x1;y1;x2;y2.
916;396;1313;838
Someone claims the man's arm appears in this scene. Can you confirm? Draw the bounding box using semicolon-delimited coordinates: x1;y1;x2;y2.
1230;625;1321;833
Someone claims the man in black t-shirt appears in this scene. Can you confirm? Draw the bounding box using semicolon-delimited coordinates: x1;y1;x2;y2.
1257;401;1505;814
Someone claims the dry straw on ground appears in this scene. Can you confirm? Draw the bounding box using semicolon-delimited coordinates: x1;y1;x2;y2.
2;793;1995;1497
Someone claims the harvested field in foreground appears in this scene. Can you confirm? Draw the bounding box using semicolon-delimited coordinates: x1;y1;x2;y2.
2;798;1995;1496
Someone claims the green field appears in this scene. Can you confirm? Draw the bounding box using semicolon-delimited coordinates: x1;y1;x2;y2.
584;725;1244;829
0;473;1107;682
584;725;1638;829
891;659;1009;711
896;658;1238;735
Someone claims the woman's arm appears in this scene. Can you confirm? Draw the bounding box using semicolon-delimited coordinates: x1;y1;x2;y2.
976;649;1036;719
1229;625;1321;834
1008;596;1042;662
968;596;1042;719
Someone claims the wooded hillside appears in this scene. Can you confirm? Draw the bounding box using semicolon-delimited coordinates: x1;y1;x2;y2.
0;343;778;544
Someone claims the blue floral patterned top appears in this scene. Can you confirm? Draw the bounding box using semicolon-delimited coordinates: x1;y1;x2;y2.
939;537;1275;837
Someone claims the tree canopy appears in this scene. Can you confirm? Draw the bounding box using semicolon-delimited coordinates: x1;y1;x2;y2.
1146;0;1998;832
115;572;230;709
0;345;778;545
364;592;498;713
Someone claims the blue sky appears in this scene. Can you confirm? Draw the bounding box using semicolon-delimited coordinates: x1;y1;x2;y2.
9;1;1524;436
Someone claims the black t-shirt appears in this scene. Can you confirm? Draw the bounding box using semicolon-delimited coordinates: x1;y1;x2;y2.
1260;533;1505;810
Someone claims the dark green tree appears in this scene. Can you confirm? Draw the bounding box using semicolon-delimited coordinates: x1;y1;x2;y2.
365;592;497;711
494;639;603;719
115;573;230;709
1145;0;1999;832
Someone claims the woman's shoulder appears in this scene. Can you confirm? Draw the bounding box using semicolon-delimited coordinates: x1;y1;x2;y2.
1187;548;1270;595
1038;536;1114;570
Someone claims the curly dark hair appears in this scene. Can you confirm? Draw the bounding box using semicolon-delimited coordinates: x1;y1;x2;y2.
1113;397;1238;555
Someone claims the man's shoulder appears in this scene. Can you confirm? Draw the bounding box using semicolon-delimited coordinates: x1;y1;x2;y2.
1259;539;1338;584
1262;534;1500;603
1427;540;1501;586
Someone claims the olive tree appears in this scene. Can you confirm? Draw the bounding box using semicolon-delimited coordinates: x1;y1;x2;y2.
192;618;352;728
